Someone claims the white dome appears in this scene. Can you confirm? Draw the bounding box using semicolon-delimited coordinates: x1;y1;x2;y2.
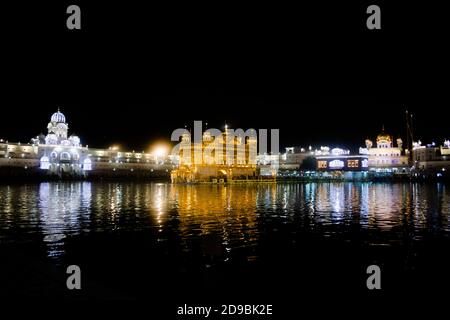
45;133;58;145
61;140;71;146
51;111;66;123
46;133;57;139
69;135;81;146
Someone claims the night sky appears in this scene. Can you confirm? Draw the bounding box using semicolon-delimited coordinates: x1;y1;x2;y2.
1;2;448;152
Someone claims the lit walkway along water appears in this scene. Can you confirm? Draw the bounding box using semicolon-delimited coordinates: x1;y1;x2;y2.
0;182;449;297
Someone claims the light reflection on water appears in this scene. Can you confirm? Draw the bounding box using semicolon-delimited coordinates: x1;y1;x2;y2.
0;182;449;259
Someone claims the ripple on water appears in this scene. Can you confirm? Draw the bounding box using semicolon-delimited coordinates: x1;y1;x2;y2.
0;182;448;260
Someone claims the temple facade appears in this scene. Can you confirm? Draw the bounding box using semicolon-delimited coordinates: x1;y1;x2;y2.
171;126;258;183
359;128;409;173
0;110;174;178
0;110;90;176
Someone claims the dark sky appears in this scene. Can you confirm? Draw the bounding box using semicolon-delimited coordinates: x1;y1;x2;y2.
1;2;448;152
1;94;446;153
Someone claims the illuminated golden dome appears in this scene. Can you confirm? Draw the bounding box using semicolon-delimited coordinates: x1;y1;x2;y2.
376;132;391;142
377;132;392;143
376;125;391;142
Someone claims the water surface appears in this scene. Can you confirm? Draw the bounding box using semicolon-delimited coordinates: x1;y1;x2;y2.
1;182;449;299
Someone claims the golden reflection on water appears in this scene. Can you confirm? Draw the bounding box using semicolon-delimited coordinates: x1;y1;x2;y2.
169;185;260;260
0;182;449;259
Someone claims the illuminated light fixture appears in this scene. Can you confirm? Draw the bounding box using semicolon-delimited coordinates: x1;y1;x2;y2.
329;160;345;168
331;148;349;156
153;145;168;157
362;159;369;168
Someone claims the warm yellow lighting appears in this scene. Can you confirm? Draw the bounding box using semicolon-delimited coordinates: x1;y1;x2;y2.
154;146;168;157
151;142;170;157
110;145;120;151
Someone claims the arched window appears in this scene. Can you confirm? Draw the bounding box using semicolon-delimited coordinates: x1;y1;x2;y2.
83;158;92;171
50;152;58;159
329;160;344;169
60;152;71;161
40;156;50;170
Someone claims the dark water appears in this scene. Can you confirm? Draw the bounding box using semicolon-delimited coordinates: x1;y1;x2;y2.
1;182;450;306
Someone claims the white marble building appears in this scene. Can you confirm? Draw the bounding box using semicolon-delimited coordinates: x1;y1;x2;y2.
0;109;174;178
359;128;409;173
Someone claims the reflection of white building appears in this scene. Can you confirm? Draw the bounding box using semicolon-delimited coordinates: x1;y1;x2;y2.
38;182;92;257
359;128;409;173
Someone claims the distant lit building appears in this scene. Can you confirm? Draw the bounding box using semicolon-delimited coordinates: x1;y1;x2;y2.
359;128;409;173
411;140;450;177
0;141;6;158
316;147;369;171
1;110;89;176
257;146;316;177
256;152;281;177
0;109;174;178
171;126;258;183
282;147;311;170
